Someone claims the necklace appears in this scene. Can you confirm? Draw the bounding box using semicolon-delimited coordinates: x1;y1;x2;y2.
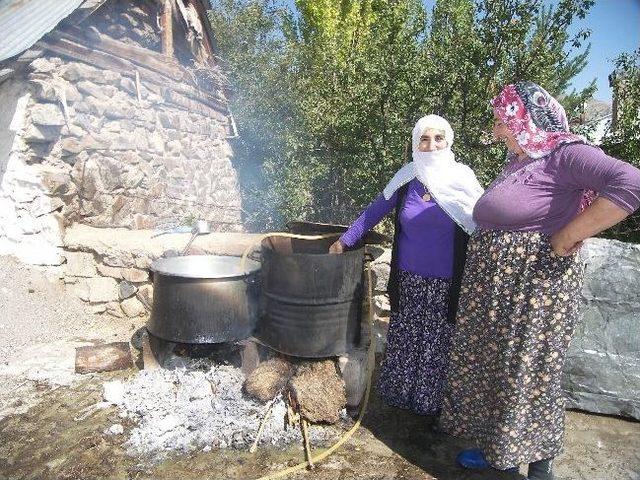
421;183;431;202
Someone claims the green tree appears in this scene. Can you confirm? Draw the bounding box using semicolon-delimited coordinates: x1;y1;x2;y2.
208;0;596;232
601;48;640;241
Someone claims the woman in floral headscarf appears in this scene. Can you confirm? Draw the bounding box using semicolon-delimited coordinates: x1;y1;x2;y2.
439;81;640;480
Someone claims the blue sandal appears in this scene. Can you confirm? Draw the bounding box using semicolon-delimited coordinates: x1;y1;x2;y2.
456;448;490;469
457;449;519;473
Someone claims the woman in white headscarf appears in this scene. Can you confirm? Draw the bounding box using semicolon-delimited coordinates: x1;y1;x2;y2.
330;114;484;414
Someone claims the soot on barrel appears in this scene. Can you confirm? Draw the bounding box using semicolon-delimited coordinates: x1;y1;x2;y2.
255;235;365;358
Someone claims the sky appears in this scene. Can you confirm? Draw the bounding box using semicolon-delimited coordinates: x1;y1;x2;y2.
566;0;640;101
418;0;640;102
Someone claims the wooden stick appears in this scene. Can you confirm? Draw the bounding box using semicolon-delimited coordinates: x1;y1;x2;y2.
37;36;229;112
37;34;229;111
286;403;297;428
75;342;133;374
141;331;161;370
135;70;143;106
161;0;174;57
50;29;183;81
249;397;278;454
300;418;314;469
285;391;299;428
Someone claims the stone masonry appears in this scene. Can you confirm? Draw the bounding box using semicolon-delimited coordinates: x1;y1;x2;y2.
30;55;241;231
62;224;262;319
0;51;242;264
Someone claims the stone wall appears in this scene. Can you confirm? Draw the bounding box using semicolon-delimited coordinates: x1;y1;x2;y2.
58;225;393;322
26;55;242;231
90;0;162;52
62;224;262;319
0;23;242;264
0;78;65;265
369;247;393;352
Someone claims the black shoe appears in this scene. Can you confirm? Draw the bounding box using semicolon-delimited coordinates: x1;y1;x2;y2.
527;458;555;480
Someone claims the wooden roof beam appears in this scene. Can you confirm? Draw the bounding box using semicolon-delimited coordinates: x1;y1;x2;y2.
160;0;174;58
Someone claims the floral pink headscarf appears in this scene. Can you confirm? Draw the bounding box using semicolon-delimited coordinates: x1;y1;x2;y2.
491;81;595;210
491;81;585;158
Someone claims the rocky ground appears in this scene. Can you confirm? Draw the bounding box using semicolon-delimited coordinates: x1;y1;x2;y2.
0;255;143;421
0;255;638;480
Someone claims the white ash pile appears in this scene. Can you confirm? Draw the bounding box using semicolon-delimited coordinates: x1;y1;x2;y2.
101;358;343;457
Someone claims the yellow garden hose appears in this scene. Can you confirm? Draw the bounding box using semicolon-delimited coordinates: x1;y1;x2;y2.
240;232;377;480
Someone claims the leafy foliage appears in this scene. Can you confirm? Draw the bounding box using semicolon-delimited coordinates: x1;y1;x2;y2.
208;0;596;232
600;48;640;242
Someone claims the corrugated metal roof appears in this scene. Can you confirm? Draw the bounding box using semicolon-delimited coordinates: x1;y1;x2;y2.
0;0;85;62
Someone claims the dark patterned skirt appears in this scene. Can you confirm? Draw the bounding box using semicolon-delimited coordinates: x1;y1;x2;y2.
377;270;453;415
440;229;584;469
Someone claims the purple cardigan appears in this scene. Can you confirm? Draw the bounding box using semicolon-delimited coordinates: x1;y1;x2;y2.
474;143;640;233
340;179;456;279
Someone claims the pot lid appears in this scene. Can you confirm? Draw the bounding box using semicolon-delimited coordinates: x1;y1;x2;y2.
150;255;260;279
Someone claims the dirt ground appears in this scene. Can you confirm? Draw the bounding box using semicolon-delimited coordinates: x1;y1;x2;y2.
0;256;639;480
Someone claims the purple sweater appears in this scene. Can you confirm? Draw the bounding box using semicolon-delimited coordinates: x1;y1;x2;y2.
340;178;456;279
474;143;640;234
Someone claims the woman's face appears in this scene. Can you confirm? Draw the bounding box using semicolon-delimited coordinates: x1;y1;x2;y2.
492;113;525;155
417;128;448;152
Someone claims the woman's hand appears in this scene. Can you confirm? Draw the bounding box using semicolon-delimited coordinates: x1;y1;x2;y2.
329;239;345;254
550;229;583;256
551;197;631;256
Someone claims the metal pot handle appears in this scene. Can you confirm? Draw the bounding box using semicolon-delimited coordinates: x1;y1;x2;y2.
244;273;260;285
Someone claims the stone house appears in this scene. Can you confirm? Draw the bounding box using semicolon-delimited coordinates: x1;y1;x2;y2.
0;0;243;267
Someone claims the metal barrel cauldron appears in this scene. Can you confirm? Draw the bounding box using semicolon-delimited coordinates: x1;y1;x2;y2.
147;255;261;344
255;235;364;357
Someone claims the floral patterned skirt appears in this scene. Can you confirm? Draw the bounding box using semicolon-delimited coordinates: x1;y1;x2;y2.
439;229;584;469
377;270;453;415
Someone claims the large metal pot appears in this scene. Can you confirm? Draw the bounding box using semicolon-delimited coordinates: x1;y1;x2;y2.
255;235;364;357
147;255;260;344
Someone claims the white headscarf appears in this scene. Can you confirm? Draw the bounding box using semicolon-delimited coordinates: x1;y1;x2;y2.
382;114;484;234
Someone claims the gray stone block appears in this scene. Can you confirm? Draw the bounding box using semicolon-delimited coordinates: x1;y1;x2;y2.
29;58;57;73
30;103;65;126
562;238;640;420
62;62;102;82
86;277;119;303
121;297;146;317
24;124;62;143
118;279;137;300
65;251;97;277
76;81;109;101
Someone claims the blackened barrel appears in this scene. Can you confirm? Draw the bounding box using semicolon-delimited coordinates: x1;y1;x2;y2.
255;235;364;357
